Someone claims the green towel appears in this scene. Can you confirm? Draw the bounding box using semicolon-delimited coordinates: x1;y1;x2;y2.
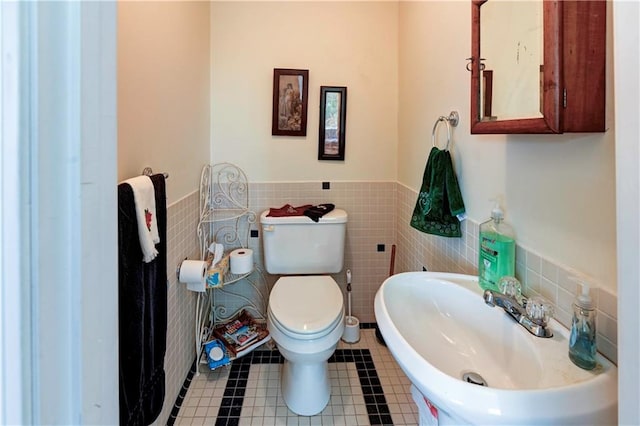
410;147;466;238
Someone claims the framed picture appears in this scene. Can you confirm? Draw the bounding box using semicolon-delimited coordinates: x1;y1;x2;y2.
271;68;309;136
318;86;347;161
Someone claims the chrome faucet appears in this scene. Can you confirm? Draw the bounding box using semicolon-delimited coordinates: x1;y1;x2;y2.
483;279;554;338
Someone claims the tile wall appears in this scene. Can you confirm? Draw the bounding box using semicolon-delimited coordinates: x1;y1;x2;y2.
395;183;618;363
159;179;618;424
156;190;201;425
244;182;397;324
230;181;618;363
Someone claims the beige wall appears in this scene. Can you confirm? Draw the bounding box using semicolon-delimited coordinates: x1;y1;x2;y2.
210;1;398;182
117;3;210;421
398;2;617;291
118;1;211;204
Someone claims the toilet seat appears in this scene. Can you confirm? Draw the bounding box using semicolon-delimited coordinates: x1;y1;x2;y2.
269;276;344;340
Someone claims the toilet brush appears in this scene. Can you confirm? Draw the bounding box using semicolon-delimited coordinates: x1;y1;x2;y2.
342;269;360;343
346;269;353;324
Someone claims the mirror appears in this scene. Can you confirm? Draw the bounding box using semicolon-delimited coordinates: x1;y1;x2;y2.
471;0;562;134
480;1;543;120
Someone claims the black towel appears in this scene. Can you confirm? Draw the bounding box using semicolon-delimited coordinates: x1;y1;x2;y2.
118;174;167;426
304;203;335;222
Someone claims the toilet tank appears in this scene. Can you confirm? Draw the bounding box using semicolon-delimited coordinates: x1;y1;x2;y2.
260;209;347;274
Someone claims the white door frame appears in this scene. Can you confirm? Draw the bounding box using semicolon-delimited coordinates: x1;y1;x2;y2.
613;1;640;423
1;1;118;423
1;2;29;423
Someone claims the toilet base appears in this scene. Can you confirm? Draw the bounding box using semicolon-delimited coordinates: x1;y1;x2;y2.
281;359;330;416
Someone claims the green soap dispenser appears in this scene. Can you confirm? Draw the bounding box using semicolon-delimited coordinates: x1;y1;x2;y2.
569;278;597;370
478;199;516;292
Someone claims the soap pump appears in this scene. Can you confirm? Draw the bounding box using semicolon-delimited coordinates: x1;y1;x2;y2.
568;278;597;370
478;198;516;293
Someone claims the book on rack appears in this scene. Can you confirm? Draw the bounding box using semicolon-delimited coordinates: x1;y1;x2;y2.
211;309;271;358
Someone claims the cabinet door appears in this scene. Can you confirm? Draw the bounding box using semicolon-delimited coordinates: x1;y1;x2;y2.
469;0;605;135
562;1;606;132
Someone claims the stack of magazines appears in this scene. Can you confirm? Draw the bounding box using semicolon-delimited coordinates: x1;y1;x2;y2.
203;309;271;369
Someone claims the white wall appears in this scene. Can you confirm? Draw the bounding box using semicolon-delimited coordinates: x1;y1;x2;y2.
118;1;211;203
398;1;617;292
210;1;398;182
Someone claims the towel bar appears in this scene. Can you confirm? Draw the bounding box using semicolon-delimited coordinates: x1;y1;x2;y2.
142;167;169;180
431;111;459;151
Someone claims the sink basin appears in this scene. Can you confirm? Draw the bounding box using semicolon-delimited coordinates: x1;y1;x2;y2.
374;272;617;425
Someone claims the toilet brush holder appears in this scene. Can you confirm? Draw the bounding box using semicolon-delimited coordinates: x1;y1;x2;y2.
342;316;360;343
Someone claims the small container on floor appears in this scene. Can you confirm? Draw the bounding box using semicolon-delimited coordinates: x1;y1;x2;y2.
342;316;360;343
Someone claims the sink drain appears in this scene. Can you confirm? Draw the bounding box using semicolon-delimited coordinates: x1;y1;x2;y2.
461;372;488;387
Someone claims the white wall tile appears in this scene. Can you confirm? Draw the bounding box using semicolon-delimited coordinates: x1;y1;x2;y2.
164;181;618;418
396;183;618;364
156;191;200;425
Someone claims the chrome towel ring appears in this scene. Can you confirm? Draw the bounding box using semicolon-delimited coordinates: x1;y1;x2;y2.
432;111;459;151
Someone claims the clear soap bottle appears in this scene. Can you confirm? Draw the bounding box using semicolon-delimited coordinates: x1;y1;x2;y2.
568;280;597;370
478;200;516;293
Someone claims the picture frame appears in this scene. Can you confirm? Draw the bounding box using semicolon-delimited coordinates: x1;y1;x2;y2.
271;68;309;136
318;86;347;161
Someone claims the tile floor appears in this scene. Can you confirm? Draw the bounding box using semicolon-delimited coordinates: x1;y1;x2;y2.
169;328;419;425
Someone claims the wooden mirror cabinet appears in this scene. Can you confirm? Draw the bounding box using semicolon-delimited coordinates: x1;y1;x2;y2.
470;1;606;134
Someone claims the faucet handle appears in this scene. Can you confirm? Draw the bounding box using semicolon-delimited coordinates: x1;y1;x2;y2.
526;296;555;326
498;276;522;302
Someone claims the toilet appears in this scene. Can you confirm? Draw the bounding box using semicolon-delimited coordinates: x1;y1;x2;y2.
260;208;347;416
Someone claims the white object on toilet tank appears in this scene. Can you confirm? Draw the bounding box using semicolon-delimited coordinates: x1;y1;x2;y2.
260;209;347;274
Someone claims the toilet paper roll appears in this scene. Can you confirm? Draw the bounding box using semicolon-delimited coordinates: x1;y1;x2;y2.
179;260;207;292
230;248;253;275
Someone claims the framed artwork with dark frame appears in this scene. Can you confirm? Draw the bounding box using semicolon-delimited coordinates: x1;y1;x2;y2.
271;68;309;136
318;86;347;161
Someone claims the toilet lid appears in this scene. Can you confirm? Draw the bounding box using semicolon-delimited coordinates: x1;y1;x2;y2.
269;276;343;335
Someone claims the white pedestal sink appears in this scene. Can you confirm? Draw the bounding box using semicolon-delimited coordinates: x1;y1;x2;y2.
374;272;617;425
